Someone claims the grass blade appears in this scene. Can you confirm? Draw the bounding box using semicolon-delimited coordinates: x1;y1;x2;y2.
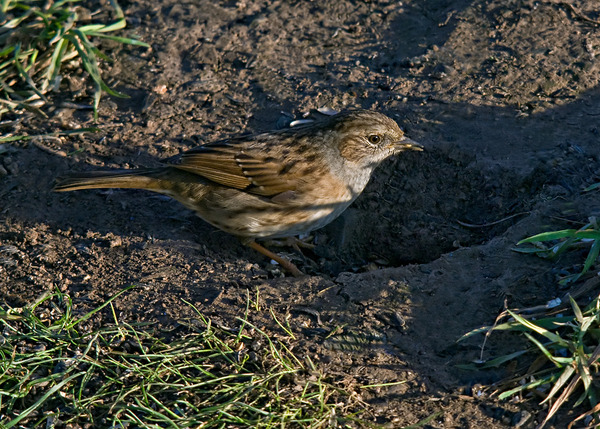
517;229;577;244
4;371;86;428
508;310;570;347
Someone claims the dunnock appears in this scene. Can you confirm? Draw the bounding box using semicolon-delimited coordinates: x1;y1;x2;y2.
55;110;422;276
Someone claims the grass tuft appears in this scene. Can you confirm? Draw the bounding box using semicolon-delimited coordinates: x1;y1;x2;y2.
514;217;600;286
0;0;149;120
461;223;600;429
0;287;360;428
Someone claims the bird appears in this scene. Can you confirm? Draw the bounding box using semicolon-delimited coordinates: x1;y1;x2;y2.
54;109;423;276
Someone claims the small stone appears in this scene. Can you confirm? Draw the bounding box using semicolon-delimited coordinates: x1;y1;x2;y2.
512;410;532;427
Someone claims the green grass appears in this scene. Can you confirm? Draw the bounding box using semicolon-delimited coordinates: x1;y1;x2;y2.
0;287;360;428
461;221;600;428
0;0;149;120
513;218;600;286
462;297;600;428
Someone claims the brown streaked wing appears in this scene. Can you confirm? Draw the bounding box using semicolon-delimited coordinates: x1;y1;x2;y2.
173;138;298;196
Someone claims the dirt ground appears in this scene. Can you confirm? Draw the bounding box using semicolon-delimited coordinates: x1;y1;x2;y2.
2;0;600;427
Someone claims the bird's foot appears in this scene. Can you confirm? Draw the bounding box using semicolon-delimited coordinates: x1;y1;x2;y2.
246;240;305;277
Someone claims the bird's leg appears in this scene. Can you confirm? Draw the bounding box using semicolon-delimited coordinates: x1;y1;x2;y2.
246;240;304;277
263;236;316;257
293;236;316;250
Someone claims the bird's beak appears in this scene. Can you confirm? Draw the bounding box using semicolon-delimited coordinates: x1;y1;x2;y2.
390;136;424;152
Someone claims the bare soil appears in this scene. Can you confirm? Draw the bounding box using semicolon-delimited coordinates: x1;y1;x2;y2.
2;0;600;427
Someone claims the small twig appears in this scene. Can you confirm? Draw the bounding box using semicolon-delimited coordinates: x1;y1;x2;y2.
508;275;600;318
31;137;67;157
548;216;587;226
58;102;94;110
457;212;529;228
479;297;510;362
558;1;600;26
293;306;322;326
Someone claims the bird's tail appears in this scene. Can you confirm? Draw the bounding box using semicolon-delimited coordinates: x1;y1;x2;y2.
54;169;165;192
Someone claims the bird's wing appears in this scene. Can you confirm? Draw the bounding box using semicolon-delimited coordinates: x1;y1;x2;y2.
172;135;300;197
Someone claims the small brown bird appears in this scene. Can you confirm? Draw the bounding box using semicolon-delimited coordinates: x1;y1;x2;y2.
55;110;422;276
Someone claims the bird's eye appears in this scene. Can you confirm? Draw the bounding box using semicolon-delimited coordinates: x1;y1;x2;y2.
367;134;381;145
